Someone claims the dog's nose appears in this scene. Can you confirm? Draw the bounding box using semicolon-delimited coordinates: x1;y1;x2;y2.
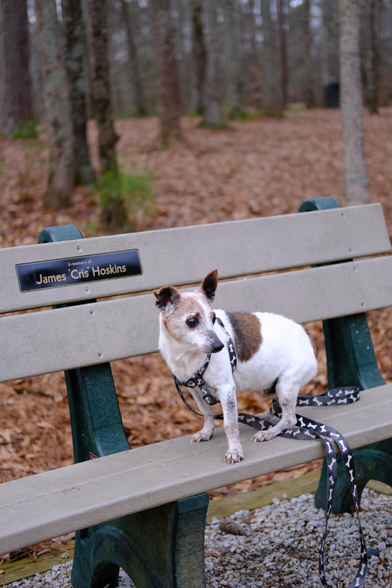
212;342;224;353
211;339;224;353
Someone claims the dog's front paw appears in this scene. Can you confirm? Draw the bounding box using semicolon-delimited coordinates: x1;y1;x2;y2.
224;448;244;463
252;430;275;442
191;430;214;443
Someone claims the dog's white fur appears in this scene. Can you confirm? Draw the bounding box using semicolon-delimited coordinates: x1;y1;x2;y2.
154;270;318;464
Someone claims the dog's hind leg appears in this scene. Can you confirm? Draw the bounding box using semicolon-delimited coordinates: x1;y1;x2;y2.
189;387;215;442
252;379;298;442
254;408;275;424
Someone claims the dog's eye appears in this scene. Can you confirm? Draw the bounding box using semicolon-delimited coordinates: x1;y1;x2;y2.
186;317;199;329
212;313;216;324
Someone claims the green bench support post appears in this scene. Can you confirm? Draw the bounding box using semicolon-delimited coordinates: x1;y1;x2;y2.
299;198;392;513
39;226;209;588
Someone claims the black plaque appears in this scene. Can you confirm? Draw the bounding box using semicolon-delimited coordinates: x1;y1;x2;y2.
17;250;142;292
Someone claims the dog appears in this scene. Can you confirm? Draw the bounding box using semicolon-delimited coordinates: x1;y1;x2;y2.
154;269;318;464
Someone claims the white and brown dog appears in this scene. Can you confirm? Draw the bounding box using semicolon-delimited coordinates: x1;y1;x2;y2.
154;270;317;464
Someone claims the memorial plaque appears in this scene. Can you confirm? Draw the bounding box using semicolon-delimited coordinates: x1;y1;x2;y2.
16;250;142;292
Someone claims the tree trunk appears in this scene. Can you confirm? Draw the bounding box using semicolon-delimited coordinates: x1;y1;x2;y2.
35;0;74;208
120;0;147;117
0;0;34;137
304;0;315;108
247;0;262;110
277;0;288;111
339;0;370;205
173;0;190;114
260;0;281;115
224;0;243;118
151;0;183;147
203;0;224;127
366;0;379;114
87;0;119;172
321;0;337;84
191;0;207;116
62;0;95;185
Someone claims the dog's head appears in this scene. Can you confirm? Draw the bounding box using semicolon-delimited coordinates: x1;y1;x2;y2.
154;270;224;354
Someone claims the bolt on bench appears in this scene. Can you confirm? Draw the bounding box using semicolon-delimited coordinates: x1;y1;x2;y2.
0;197;392;588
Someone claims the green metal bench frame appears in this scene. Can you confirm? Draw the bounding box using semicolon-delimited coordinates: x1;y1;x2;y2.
30;195;392;587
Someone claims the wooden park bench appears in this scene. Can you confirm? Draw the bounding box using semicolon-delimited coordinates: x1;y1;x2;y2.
0;196;392;588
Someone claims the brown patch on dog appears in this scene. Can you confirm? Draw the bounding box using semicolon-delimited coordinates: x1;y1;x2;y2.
176;294;208;316
154;286;180;309
162;292;209;342
227;311;262;362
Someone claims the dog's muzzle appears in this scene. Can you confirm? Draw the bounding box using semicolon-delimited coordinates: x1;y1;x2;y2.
210;333;224;353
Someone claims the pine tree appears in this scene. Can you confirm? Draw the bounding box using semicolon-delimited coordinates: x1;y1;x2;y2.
339;0;370;205
87;0;119;172
0;0;34;137
35;0;74;208
62;0;95;185
151;0;183;147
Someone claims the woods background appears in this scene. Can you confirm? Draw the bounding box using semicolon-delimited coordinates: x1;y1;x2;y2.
3;0;392;124
1;0;392;215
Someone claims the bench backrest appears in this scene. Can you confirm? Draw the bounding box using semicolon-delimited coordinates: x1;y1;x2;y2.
1;203;391;383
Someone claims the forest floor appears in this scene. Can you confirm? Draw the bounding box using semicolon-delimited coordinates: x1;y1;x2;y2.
1;106;392;557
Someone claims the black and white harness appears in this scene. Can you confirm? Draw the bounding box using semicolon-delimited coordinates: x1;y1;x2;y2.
173;317;368;588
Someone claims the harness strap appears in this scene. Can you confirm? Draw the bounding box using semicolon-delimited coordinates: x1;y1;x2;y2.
173;316;236;411
173;318;368;588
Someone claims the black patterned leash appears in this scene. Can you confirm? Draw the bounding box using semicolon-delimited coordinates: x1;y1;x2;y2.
173;319;368;587
233;388;368;588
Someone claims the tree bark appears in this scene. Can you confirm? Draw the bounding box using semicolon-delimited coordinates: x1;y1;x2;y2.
0;0;33;137
277;0;288;111
35;0;74;208
304;0;315;108
151;0;183;147
203;0;224;127
321;0;338;84
260;0;281;115
87;0;119;172
120;0;147;117
339;0;370;205
191;0;207;116
366;0;379;114
247;0;262;110
62;0;95;185
224;0;243;118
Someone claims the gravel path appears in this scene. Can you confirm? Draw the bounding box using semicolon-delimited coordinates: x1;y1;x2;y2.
6;488;391;588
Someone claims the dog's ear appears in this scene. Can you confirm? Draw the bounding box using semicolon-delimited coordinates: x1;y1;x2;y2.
201;269;218;302
154;286;180;310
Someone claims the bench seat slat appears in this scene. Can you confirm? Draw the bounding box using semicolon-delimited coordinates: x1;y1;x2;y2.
1;256;392;382
0;384;391;555
0;204;389;314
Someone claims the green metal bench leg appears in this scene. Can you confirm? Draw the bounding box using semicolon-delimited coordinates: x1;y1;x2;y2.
71;494;209;588
66;362;209;588
300;197;392;512
322;314;386;391
39;226;209;588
